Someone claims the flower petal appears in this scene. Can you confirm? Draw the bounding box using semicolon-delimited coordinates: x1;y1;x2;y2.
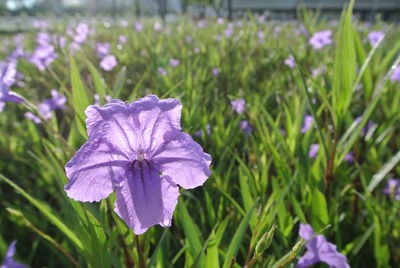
64;136;130;202
114;164;179;234
130;94;182;152
152;132;212;189
296;250;318;268
85;101;141;156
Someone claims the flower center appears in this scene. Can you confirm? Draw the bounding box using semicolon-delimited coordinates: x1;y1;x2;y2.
137;149;145;162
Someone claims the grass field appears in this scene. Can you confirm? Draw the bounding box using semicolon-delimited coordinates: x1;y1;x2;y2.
0;2;400;268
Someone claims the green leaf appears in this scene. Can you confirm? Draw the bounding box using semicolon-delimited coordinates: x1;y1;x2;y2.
368;150;400;192
70;56;91;138
176;200;205;266
206;231;219;268
222;202;256;268
311;189;329;231
86;58;109;96
0;174;83;251
112;66;126;99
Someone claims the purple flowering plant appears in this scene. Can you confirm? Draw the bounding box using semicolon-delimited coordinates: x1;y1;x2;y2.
297;224;350;268
64;95;212;234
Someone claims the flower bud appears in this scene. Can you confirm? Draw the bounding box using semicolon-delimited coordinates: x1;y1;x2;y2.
255;224;277;256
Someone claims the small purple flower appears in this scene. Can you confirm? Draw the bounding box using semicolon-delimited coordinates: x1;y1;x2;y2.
390;65;400;82
258;31;265;40
0;61;23;104
96;43;111;58
100;55;118;71
368;31;384;47
284;55;295;69
73;23;90;44
1;240;29;268
217;17;224;24
47;89;67;110
135;23;144;32
212;68;220;76
158;67;167;76
301;115;314;133
33;20;48;29
308;144;319;158
309;30;333;50
64;95;212;234
297;224;350;268
312;66;326;78
118;35;127;45
231;99;246;114
36;32;52;46
26;89;66;123
383;179;400;200
344;152;354;163
169;58;180;67
195;124;211;137
30;44;57;71
224;27;234;38
120;20;128;27
197;20;207;28
58;36;67;48
240;120;253;135
24;112;42;124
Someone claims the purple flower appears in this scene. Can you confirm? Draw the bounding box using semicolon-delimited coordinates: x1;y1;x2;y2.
36;32;52;46
308;144;319;158
217;17;224;24
158;67;167;76
309;30;333;50
212;68;220;76
224;28;234;38
301;115;314;133
344;152;354;163
297;224;350;268
118;35;127;45
383;179;400;200
25;89;66;123
30;44;57;71
64;95;212;234
1;240;29;268
1;241;28;268
120;20;128;27
284;55;295;69
368;31;384;47
0;61;23;104
24;112;42;124
258;31;265;40
169;58;180;67
231;99;246;114
100;55;117;71
390;65;400;82
96;43;111;58
135;23;144;32
197;20;207;28
195;124;211;137
73;23;90;44
58;36;67;48
33;20;48;29
240;120;253;135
